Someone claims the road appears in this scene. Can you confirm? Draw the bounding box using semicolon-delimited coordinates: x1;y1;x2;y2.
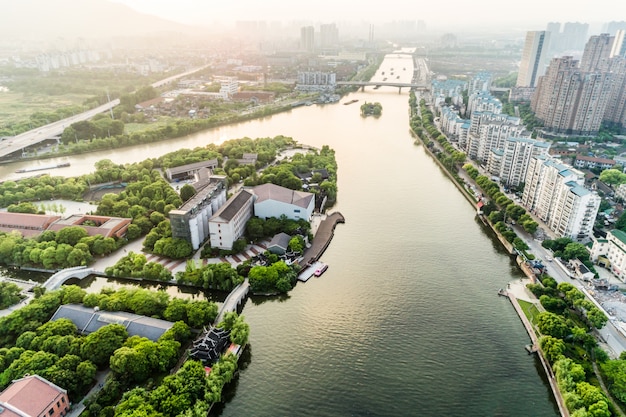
512;221;626;357
0;64;211;160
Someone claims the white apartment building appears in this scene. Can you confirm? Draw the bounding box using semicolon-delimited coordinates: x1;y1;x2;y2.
487;137;550;187
467;91;502;117
522;156;600;241
208;190;255;250
219;77;239;99
466;118;528;163
296;71;336;92
591;230;626;282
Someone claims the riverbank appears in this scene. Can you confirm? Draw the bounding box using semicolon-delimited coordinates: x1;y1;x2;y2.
411;118;568;416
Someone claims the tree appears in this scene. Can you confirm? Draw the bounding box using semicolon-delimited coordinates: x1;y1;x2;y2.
537;312;569;339
110;346;149;382
55;226;89;246
180;184;196;202
80;324;128;367
539;335;566;363
599;168;626;185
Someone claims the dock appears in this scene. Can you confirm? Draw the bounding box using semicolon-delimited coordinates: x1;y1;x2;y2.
301;212;345;267
298;261;324;282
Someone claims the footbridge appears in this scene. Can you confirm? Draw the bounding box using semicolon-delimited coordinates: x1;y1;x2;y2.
215;279;250;324
336;81;429;93
42;266;100;291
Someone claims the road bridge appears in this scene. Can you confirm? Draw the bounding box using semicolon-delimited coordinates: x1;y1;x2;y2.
336;81;430;93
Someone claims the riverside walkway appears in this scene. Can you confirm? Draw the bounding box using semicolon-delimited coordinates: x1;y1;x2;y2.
500;281;569;417
215;279;250;324
301;212;345;266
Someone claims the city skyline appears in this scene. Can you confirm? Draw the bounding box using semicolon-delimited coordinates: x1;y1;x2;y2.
109;0;622;31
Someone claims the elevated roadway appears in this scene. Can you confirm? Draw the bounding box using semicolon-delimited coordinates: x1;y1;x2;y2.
336;80;429;92
0;65;210;161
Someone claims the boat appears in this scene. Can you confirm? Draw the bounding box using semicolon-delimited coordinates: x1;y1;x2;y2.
15;162;70;173
381;71;385;75
343;99;359;105
314;263;328;277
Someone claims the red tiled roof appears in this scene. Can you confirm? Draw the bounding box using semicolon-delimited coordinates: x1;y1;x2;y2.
0;375;66;417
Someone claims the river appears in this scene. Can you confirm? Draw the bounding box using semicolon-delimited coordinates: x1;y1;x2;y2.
0;54;558;416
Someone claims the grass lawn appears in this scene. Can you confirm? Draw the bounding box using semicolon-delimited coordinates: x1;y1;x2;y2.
518;299;541;325
0;91;90;127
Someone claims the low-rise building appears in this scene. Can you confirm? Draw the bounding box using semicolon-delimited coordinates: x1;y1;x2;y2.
251;183;315;221
591;230;626;282
208;190;255;250
165;159;219;182
0;374;70;417
573;155;616;170
0;213;60;238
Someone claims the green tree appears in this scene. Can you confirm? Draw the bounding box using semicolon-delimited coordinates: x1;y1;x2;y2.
80;324;128;367
180;184;196;202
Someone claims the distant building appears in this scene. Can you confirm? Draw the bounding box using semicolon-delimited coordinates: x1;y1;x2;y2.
517;31;551;88
320;23;339;49
296;71;336;92
300;26;315;51
208;190;255;250
47;215;131;239
219;77;239;99
591;230;626;282
0;375;70;417
165;159;219;182
169;176;227;250
573;155;616;170
0;213;130;239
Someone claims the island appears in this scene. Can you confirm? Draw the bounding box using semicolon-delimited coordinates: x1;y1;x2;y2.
360;101;382;117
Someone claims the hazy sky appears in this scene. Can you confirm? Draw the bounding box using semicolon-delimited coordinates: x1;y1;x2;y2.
109;0;623;30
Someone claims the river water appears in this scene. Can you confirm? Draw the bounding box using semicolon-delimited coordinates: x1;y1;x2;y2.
0;54;558;416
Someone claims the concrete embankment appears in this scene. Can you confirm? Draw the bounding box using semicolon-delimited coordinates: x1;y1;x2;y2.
500;284;570;417
301;212;345;266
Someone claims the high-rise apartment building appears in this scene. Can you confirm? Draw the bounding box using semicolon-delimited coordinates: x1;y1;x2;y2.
531;55;613;135
604;56;626;128
561;22;589;51
580;33;614;72
517;31;551;88
320;23;339;49
300;26;315;52
487;137;550;187
522;156;600;241
611;30;626;58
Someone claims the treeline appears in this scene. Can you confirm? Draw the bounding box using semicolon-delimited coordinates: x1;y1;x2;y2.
524;277;613;415
51;104;293;158
542;237;597;276
104;251;173;282
176;261;244;292
0;226;120;270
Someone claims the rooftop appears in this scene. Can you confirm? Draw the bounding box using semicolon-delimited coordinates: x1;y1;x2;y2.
211;190;254;222
252;183;314;209
50;304;173;341
0;375;66;417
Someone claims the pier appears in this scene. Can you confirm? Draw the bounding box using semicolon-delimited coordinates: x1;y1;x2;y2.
301;212;345;266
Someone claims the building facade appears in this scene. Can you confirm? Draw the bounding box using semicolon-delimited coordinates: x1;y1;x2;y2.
208;190;255;250
522;156;600;241
591;230;626;282
169;176;227;250
487;137;550;187
517;31;552;88
0;375;70;417
251;183;315;221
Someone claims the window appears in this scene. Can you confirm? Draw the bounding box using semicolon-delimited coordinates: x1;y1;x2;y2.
49;409;54;416
61;398;65;404
57;402;61;408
